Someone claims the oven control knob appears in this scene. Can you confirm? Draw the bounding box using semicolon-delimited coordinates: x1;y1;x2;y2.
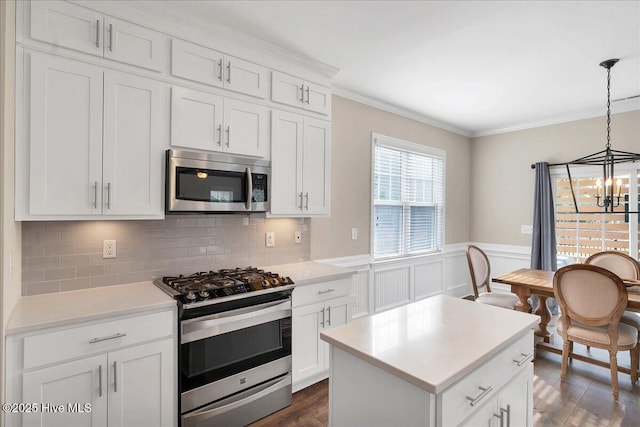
199;291;210;299
185;291;196;301
261;280;270;288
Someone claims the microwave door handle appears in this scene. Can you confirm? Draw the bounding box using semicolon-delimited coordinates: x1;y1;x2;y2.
245;167;252;210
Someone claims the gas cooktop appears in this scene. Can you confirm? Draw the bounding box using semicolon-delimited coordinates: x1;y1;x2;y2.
154;267;294;307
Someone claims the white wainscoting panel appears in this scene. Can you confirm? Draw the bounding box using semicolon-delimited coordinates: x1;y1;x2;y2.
444;252;471;297
482;244;531;294
374;266;411;312
351;269;370;318
413;260;443;301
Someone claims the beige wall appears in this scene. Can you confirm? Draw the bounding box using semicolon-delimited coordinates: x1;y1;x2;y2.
470;110;640;246
310;95;472;260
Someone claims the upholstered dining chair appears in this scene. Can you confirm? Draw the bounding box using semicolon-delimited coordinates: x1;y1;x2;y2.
466;245;519;309
554;264;638;400
585;251;640;369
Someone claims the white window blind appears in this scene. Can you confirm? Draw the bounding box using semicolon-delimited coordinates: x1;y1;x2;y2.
372;135;445;260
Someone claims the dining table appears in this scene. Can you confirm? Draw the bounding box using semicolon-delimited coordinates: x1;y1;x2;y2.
492;268;640;375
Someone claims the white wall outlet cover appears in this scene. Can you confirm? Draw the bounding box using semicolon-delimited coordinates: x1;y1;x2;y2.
521;225;533;235
266;232;275;247
351;227;358;240
103;240;117;258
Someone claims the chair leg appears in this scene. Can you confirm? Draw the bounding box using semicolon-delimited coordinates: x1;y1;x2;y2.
609;351;619;400
632;346;639;384
561;340;570;382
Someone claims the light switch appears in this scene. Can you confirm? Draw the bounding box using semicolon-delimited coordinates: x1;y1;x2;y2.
266;232;275;247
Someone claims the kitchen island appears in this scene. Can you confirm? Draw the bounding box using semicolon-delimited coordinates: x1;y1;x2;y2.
320;294;540;427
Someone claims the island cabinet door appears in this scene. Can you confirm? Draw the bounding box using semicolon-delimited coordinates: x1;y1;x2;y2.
292;303;325;383
495;364;533;427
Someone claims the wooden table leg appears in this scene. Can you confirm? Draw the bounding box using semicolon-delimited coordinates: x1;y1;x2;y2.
534;295;553;344
511;285;531;313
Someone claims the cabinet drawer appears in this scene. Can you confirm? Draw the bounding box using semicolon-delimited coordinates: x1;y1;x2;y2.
292;278;351;307
23;310;173;370
438;331;533;427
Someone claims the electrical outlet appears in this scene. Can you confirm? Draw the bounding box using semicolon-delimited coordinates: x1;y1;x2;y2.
265;232;275;247
294;231;302;244
521;225;533;235
351;227;358;240
103;240;117;259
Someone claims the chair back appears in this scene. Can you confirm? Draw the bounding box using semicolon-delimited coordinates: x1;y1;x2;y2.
554;264;628;344
584;251;640;280
466;245;492;298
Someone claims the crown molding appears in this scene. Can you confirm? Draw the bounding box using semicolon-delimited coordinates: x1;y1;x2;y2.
472;97;640;138
332;86;472;138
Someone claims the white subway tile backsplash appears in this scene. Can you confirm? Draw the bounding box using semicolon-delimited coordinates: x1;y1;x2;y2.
22;216;310;296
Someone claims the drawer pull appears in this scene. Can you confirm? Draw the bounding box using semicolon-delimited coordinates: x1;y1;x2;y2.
89;332;127;344
513;352;532;367
318;289;335;295
466;386;493;407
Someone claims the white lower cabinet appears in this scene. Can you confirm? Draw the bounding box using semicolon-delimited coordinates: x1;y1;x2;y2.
291;279;353;391
7;309;176;427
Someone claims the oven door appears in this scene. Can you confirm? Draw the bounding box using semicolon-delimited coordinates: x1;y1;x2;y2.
180;298;292;413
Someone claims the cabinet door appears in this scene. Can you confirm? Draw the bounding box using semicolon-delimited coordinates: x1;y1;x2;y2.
22;355;108;427
496;364;533;427
29;53;103;215
103;71;167;216
322;296;353;369
103;16;166;72
171;39;223;87
30;0;103;56
107;339;175;427
305;82;332;116
292;303;325;384
171;86;223;151
223;99;269;158
271;71;304;108
270;110;303;215
224;56;268;98
302;118;331;215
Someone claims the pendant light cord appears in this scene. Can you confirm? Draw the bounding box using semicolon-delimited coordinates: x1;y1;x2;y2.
606;66;611;149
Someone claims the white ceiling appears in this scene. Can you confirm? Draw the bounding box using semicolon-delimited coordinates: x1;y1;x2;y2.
164;0;640;136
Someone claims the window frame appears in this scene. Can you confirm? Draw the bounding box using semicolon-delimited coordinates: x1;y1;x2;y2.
550;163;640;261
370;133;446;261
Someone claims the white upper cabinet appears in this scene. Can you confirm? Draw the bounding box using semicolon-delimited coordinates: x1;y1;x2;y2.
171;38;268;98
272;71;331;116
171;86;269;158
271;110;330;216
29;1;167;72
21;52;167;220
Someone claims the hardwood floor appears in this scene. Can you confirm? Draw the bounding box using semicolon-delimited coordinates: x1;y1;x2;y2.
251;348;640;427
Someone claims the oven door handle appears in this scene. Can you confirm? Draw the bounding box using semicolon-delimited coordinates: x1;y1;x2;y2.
182;374;291;427
181;299;291;344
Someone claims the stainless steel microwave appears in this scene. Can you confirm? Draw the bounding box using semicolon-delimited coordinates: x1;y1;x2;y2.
166;149;270;213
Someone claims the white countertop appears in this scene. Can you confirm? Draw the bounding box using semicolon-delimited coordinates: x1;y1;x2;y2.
320;294;540;394
6;282;176;335
260;261;356;286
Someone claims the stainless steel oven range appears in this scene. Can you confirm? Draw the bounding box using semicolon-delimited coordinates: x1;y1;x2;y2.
154;268;294;427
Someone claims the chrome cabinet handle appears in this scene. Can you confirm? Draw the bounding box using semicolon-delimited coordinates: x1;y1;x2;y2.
98;365;103;397
89;332;127;344
494;405;510;427
298;192;304;210
326;306;331;326
513;352;532;367
299;84;305;103
96;20;100;48
106;182;111;209
304;192;309;210
466;386;493;407
218;59;223;82
318;289;335;295
217;124;222;146
320;308;325;328
113;361;118;392
93;181;98;208
226;126;230;147
305;86;310;104
109;23;113;51
226;61;231;83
